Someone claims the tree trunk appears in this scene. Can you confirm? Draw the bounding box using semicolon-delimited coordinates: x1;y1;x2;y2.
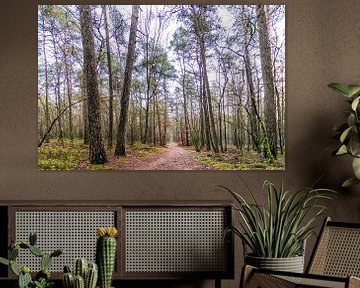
192;6;219;153
242;8;260;153
41;6;50;143
162;81;168;146
103;5;114;149
196;50;211;150
79;5;107;164
63;42;73;141
257;5;278;159
115;5;139;156
181;56;190;146
81;72;89;145
50;14;64;145
143;33;151;144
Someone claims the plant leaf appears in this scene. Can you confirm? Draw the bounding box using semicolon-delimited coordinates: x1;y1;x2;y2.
342;177;360;188
351;96;360;111
347;85;360;97
348;135;360;156
0;257;9;266
328;83;351;97
340;127;352;143
347;114;356;127
352;157;360;179
336;145;348;155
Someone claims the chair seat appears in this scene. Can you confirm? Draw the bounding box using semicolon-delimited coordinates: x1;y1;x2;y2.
243;265;360;288
277;274;346;288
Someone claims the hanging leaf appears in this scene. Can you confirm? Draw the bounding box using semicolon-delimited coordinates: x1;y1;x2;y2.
336;145;348;155
342;177;360;188
351;96;360;111
352;157;360;179
328;83;351;97
348;135;360;156
340;127;352;143
347;85;360;97
347;114;356;127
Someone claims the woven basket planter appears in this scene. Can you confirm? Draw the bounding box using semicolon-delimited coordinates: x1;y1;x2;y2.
245;254;305;273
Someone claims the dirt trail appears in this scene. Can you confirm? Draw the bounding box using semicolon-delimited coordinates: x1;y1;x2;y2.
120;142;210;170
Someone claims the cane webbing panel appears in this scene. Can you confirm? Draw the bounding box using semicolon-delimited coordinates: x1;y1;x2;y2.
15;211;115;272
125;210;227;273
309;226;360;277
277;275;345;288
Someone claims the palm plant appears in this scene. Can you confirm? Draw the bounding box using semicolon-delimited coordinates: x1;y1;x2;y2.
223;180;334;258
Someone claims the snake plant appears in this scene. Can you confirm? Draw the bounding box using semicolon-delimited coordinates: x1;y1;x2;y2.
328;83;360;187
223;179;334;258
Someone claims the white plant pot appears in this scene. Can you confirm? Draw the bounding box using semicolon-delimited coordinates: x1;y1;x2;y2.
245;254;305;273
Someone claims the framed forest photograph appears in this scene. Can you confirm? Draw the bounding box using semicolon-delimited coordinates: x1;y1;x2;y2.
37;5;285;170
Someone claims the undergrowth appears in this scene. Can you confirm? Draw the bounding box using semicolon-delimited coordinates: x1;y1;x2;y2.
191;147;285;170
38;139;165;170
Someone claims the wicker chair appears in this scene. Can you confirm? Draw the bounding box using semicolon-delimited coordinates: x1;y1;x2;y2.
241;217;360;288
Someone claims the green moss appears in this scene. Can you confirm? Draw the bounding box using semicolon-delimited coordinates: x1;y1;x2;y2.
87;164;113;171
193;148;285;171
38;139;167;170
38;139;88;170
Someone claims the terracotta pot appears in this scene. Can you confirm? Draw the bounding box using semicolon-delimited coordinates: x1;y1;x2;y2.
245;254;305;273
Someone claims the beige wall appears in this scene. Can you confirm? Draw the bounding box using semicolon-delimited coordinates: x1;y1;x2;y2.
1;0;360;287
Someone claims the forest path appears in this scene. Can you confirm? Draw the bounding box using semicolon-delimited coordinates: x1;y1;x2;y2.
119;142;210;170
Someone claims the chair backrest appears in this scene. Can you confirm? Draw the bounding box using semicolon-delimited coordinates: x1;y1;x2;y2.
307;217;360;277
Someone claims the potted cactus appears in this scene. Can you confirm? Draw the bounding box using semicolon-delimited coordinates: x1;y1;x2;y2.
96;227;118;288
62;258;98;288
0;232;63;288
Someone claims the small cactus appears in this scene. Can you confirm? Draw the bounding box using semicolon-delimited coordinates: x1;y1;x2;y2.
41;253;52;270
96;227;118;288
63;272;74;288
29;245;44;257
85;262;98;288
74;275;85;288
10;260;20;276
29;232;37;246
9;246;19;260
63;259;98;288
0;232;63;288
74;258;88;279
18;269;32;288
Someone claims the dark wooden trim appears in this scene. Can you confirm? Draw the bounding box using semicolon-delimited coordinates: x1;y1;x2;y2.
0;200;232;207
326;220;360;229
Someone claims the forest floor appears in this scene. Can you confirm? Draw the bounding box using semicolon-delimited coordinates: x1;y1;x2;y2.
190;147;285;170
38;139;284;170
113;142;210;170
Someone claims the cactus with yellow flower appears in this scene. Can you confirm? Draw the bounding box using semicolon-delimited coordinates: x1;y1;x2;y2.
96;227;118;288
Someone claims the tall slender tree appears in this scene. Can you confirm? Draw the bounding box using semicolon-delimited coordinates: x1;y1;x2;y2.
79;5;107;164
102;5;114;149
257;5;278;159
115;5;140;156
